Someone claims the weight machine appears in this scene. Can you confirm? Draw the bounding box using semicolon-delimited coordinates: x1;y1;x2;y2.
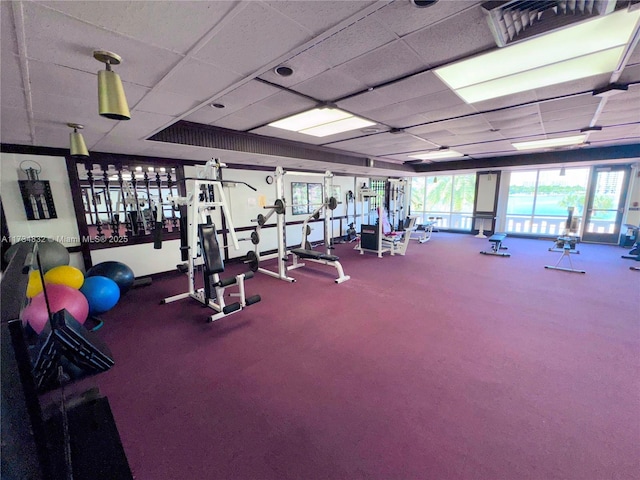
545;207;585;273
161;159;261;322
250;166;350;283
358;206;417;257
549;207;580;254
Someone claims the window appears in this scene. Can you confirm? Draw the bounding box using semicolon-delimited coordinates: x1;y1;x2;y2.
410;174;475;229
505;168;589;235
74;160;184;248
291;182;323;215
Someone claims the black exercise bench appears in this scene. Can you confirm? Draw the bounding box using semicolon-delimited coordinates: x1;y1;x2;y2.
290;248;340;262
480;233;510;257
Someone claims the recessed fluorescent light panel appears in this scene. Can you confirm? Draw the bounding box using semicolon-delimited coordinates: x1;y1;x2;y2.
408;150;464;160
268;107;375;137
512;135;586;151
434;8;640;103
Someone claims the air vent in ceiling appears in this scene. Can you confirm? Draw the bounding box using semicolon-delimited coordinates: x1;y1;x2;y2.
481;0;618;47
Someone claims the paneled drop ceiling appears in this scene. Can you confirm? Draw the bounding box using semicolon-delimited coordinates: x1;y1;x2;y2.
1;0;639;176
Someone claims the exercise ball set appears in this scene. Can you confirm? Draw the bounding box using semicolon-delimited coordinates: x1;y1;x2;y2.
8;240;133;334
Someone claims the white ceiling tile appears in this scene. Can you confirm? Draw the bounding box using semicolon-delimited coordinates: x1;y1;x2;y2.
183;106;222;125
30;91;118;134
335;70;453;117
109;111;176;140
595;110;640;125
265;1;377;36
158;59;243;102
539;95;601;113
305;16;397;69
1;107;31;144
91;134;149;154
37;1;236;55
1;53;23;89
335;41;426;88
184;81;281;125
376;71;450;104
533;73;612;101
543;116;596;133
213;91;316;131
1;86;26;110
618;63;640;84
472;90;539;111
499;125;546;139
28;61;97;102
541;105;598;122
193;2;313;77
373;0;479;37
382;114;433;129
434;116;493;134
487;115;541;131
258;53;330;88
22;2;184;88
293;69;369;102
404;6;496;67
329;132;431;154
589;125;639;141
482;105;541;123
337;89;398;114
363;90;467;123
1;1;18;55
136;91;199;117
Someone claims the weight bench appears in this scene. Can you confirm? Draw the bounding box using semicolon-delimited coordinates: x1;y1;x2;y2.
480;233;510;257
289;248;350;284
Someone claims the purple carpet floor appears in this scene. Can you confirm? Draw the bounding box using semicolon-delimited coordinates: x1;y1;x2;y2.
84;233;639;480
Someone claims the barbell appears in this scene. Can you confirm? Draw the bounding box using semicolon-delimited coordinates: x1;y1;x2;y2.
262;197;339;215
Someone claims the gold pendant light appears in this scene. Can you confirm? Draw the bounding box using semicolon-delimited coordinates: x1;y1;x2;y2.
93;50;131;120
67;123;89;158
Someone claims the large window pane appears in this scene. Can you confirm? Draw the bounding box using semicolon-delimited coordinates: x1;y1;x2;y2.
535;169;589;216
410;174;475;230
505;168;589;235
452;174;475;212
506;171;537;215
591;170;625;222
410;177;425;212
425;176;452;211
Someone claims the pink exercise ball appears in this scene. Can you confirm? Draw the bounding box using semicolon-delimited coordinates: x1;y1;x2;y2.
22;284;89;334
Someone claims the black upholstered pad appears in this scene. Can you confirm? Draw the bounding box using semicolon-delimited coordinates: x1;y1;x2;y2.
290;248;339;262
198;224;225;274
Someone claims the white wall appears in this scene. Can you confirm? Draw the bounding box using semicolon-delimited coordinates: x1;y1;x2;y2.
1;153;80;247
90;240;183;278
1;152;87;272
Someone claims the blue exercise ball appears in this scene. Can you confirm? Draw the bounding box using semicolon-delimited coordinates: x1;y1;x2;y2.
80;276;120;316
86;261;135;294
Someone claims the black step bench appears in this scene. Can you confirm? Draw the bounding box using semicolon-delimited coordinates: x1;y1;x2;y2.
290;248;339;262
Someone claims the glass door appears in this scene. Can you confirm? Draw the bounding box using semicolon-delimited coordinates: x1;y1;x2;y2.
582;166;630;244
